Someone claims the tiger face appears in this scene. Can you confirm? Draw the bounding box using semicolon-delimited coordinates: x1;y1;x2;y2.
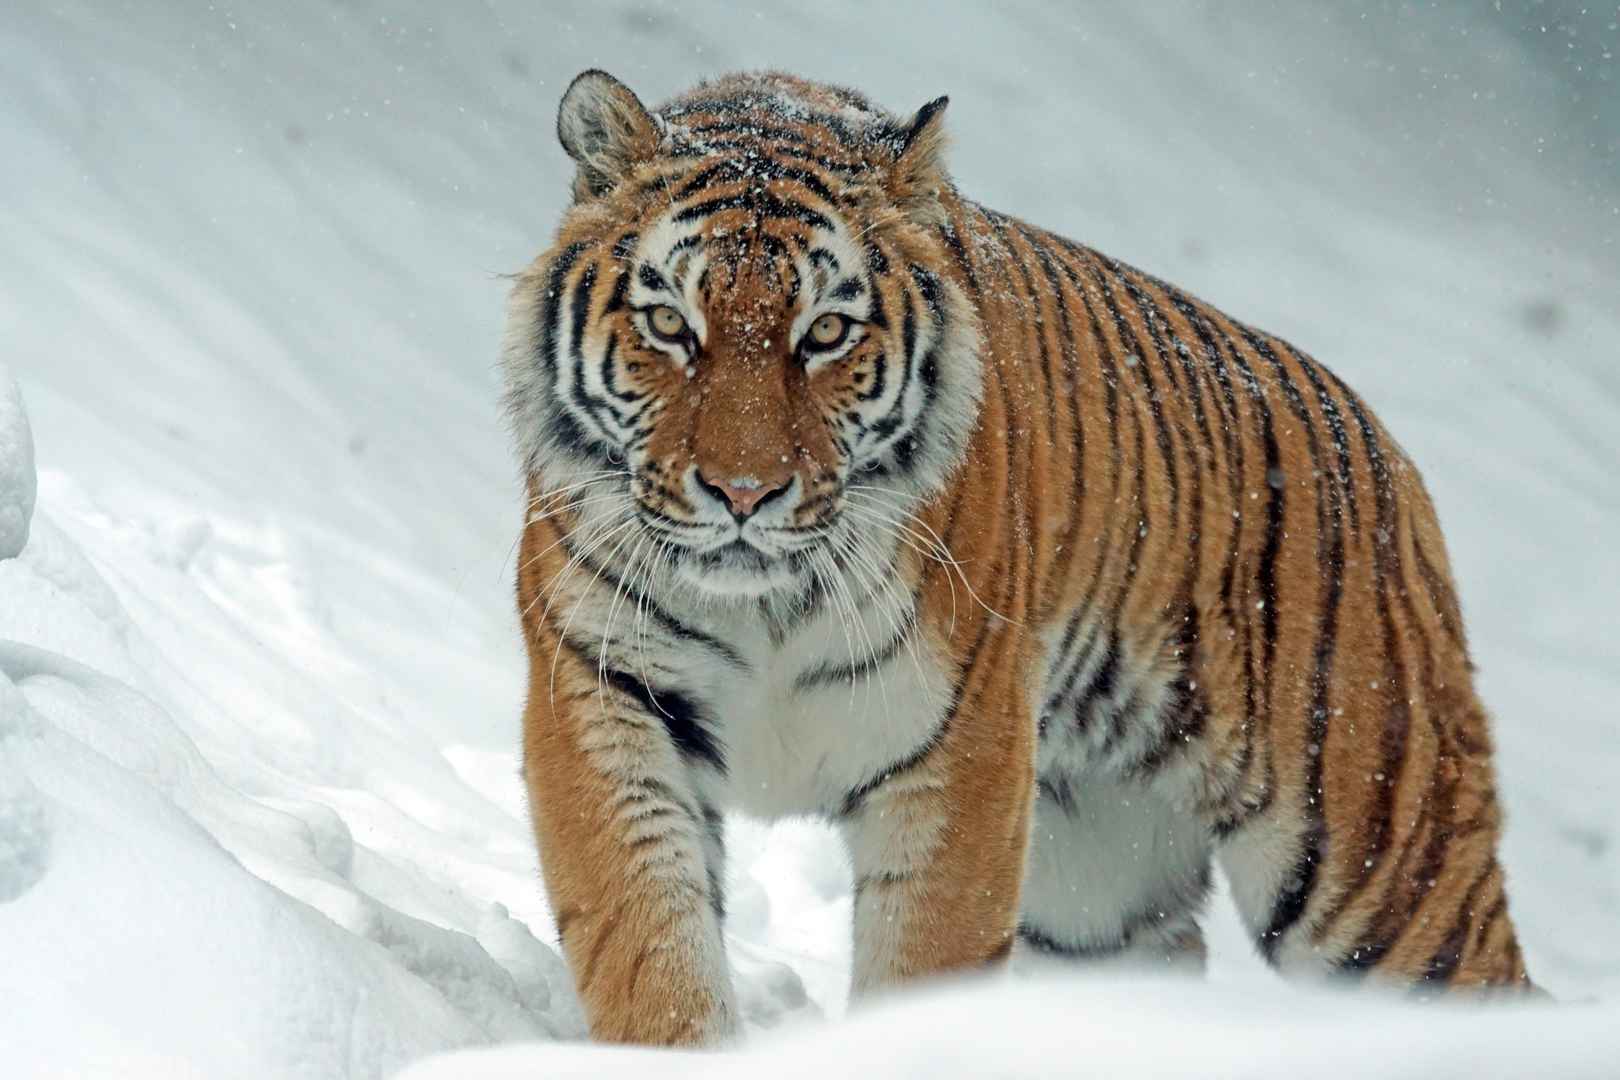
504;71;983;599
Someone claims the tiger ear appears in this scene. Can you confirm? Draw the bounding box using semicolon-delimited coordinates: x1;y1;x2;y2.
557;70;661;201
886;95;951;222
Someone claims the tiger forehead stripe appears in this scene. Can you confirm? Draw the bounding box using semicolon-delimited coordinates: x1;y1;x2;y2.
662;93;874;149
670;157;842;205
671;189;833;231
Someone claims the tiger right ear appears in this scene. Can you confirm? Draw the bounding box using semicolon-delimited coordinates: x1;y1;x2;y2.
886;95;951;222
556;70;661;201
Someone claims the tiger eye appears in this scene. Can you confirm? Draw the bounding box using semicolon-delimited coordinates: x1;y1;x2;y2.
648;305;688;340
807;313;848;348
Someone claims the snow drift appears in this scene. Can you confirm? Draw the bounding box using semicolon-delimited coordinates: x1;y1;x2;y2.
1;1;1616;1077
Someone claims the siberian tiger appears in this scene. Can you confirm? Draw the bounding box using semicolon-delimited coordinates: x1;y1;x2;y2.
503;69;1534;1045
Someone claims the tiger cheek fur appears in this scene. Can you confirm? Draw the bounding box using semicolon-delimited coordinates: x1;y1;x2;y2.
505;69;1533;1046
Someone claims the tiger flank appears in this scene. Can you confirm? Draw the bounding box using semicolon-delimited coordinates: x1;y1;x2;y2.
502;70;1533;1046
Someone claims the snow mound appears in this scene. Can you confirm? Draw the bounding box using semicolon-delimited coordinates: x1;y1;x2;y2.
397;976;1620;1080
0;514;578;1078
0;362;35;560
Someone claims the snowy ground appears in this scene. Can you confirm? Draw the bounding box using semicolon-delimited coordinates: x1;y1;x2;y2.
2;2;1617;1077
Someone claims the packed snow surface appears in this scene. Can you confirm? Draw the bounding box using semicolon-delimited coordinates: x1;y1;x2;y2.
2;2;1616;1078
394;978;1620;1080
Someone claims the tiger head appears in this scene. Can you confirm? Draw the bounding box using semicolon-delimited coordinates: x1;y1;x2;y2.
503;71;983;600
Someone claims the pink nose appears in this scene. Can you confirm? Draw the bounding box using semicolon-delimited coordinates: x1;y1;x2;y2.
699;472;788;519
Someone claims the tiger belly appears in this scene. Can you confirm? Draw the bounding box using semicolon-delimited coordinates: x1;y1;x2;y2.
1017;616;1217;966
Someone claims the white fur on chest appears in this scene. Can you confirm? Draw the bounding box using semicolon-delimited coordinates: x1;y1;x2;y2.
683;596;950;820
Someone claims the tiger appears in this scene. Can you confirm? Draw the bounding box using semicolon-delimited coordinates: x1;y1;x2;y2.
501;69;1535;1046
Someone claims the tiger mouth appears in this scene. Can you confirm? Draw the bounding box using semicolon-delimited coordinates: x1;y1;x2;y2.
673;537;812;597
696;538;776;567
636;503;835;555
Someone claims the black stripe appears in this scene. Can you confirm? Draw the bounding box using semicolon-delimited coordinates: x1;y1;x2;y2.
701;804;726;922
1323;370;1413;925
793;606;917;691
673;190;832;231
564;262;615;437
1037;775;1076;815
806;246;841;279
603;269;631;315
1213;320;1283;831
937;218;980;294
836;710;945;817
565;264;643;442
1109;261;1210;611
1070;633;1120;736
853;867;920;900
1411;862;1498;989
983;213;1058;443
861;283;920;450
864;240;890;275
1285;345;1360;531
569;262;596;356
603;668;726;774
686;119;815;145
671;155;837;205
637;263;670;293
980;207;1034;626
836;610;997;818
598;333;642;405
554;531;751;671
538;243;588;372
830;277;864;302
1018;872;1209;958
1025;232;1087;524
1243;326;1341;962
1087;258;1181;535
1127;620;1210;779
1017;924;1124;961
1159;288;1263;824
1470;892;1509;956
661;95;867;149
1042;611;1095;714
1045;243;1127;678
608;772;701;829
664;234;704;264
663;137;868;178
660;95;861;145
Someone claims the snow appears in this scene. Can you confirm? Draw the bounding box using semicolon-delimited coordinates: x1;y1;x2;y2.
394;977;1620;1080
0;366;35;560
2;2;1617;1078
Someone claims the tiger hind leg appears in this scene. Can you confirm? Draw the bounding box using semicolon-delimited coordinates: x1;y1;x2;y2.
1016;773;1212;974
1213;679;1535;992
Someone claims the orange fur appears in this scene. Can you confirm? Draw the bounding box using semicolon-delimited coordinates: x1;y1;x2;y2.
508;71;1532;1045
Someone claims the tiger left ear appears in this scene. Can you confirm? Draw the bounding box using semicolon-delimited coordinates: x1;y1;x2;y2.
887;95;951;221
556;69;662;201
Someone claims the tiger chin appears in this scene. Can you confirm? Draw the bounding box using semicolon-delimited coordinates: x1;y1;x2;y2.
502;69;1535;1046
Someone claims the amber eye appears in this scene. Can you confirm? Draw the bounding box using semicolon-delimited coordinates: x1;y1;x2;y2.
646;305;689;343
803;313;853;353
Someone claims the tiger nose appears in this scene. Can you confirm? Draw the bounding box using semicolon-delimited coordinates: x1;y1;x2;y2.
697;471;789;519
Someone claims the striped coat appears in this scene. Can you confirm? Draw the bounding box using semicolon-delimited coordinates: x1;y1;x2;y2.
503;70;1533;1046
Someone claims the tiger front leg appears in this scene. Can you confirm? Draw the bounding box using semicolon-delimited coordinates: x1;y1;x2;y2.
839;679;1036;996
521;651;735;1046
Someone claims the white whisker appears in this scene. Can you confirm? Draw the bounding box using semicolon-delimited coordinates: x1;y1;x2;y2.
549;517;644;703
